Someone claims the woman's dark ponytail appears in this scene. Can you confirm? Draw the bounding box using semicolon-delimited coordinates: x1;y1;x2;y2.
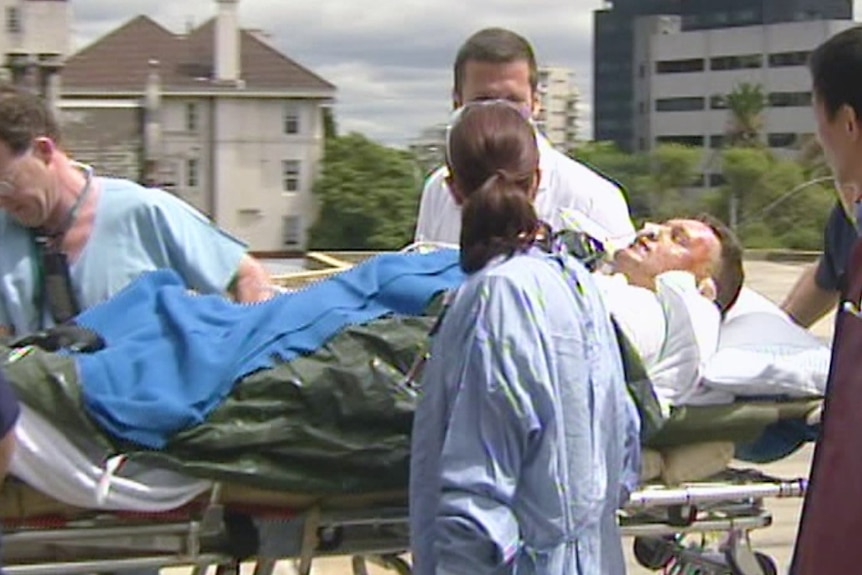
459;170;539;273
445;101;542;273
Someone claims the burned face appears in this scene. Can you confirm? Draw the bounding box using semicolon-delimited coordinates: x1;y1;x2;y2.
613;219;721;290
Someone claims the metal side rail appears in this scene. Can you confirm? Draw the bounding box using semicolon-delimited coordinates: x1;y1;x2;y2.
0;506;415;575
625;476;808;512
0;474;805;575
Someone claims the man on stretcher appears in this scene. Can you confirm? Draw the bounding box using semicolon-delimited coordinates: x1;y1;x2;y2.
3;201;820;459
587;213;745;407
0;208;823;518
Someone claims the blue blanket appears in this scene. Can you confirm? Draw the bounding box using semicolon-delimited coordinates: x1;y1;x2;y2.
75;249;466;449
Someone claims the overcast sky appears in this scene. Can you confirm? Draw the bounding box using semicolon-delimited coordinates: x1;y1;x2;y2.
69;0;605;147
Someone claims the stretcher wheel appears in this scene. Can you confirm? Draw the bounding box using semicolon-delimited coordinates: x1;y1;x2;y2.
753;553;778;575
317;525;345;551
224;511;259;559
726;549;778;575
632;536;675;570
379;555;411;575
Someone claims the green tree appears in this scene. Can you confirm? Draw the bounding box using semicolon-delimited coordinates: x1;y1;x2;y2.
797;133;831;180
307;133;422;250
724;82;767;148
570;141;651;218
322;107;338;141
713;147;832;250
721;82;767;229
645;143;702;220
571;141;701;222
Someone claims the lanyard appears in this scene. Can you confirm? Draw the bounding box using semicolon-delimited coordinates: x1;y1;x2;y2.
31;163;95;329
34;162;94;244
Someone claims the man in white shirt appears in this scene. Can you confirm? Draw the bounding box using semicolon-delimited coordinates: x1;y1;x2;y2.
414;27;635;244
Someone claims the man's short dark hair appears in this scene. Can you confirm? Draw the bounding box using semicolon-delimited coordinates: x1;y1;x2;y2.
810;25;862;121
695;213;745;316
453;28;539;98
0;83;61;155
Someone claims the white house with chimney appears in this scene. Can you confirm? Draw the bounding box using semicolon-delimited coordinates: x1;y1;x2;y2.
0;0;71;61
55;0;335;253
0;0;70;105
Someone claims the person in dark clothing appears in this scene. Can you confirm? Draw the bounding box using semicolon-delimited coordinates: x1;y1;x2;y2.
781;199;860;327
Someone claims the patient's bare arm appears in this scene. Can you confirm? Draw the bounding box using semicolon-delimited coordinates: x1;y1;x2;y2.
228;255;275;303
781;263;839;328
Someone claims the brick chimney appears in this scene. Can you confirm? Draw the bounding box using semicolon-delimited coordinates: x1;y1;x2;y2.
214;0;240;82
143;59;163;185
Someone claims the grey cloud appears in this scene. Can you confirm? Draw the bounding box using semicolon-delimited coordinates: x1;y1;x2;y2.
68;0;602;145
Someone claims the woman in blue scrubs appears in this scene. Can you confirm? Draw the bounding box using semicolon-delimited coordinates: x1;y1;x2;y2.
409;100;641;575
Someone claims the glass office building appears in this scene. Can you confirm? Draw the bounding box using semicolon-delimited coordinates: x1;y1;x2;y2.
593;0;853;150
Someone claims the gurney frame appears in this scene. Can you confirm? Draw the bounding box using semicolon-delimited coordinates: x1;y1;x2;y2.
0;250;809;574
0;469;804;575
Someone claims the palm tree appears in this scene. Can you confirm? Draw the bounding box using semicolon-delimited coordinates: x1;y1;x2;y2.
720;82;767;229
724;82;766;148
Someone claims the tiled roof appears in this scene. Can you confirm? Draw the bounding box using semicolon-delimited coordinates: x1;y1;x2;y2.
62;15;334;94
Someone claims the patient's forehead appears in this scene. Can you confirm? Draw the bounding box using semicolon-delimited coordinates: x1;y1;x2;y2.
664;218;714;238
664;218;721;261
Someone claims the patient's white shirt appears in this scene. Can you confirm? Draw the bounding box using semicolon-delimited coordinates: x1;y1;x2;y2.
592;273;666;369
594;271;728;411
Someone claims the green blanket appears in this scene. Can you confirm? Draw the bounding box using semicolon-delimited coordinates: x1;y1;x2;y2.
0;312;818;496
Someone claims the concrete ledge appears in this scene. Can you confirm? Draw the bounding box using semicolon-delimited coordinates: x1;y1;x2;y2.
743;249;822;263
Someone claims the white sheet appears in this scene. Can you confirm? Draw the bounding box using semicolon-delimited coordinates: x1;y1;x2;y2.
596;270;729;410
9;404;211;512
703;306;830;398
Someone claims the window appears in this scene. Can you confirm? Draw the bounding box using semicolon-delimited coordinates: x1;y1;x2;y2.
709;134;725;149
710;95;728;110
767;133;797;148
768;51;810;68
656;135;704;147
732;9;757;25
6;7;20;34
768;91;812;108
655;97;705;112
282;215;302;247
711;12;730;26
282;160;300;193
655;58;705;74
710;54;762;71
185;102;198;132
681;14;700;28
186;158;199;188
284;105;299;135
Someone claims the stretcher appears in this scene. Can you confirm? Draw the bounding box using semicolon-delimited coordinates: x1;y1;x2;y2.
0;249;821;575
0;430;812;575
